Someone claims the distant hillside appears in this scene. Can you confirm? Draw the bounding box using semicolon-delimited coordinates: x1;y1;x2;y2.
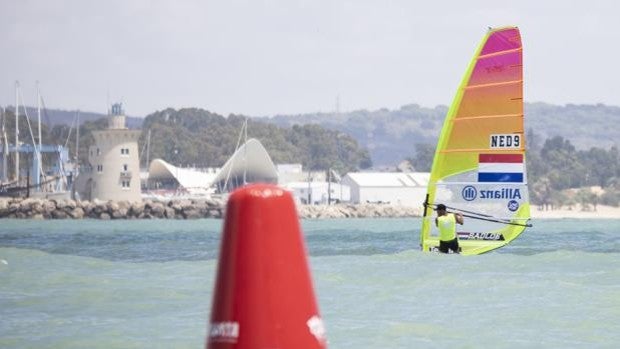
141;108;372;172
4;106;143;129
8;102;618;168
2;107;371;172
525;103;619;150
263;102;620;165
267;104;446;167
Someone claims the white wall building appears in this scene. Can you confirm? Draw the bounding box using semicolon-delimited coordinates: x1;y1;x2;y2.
277;164;346;204
282;181;350;205
276;163;303;184
341;172;430;207
277;163;326;185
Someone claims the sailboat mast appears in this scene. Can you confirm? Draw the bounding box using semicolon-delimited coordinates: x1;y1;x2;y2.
76;110;80;161
36;82;43;191
14;81;19;182
37;81;42;153
1;106;7;182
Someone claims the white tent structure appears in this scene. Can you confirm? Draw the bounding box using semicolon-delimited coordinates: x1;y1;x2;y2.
147;159;217;195
145;138;278;196
212;138;279;191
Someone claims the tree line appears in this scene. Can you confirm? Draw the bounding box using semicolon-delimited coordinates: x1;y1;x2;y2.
1;108;373;176
527;132;620;209
140;108;372;173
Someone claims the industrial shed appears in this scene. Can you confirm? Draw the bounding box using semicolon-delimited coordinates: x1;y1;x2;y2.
341;172;430;207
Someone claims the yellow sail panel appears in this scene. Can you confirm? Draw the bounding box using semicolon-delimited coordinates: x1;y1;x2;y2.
421;27;530;255
446;118;524;151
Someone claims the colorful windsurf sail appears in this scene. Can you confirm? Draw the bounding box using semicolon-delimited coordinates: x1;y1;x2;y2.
420;26;531;255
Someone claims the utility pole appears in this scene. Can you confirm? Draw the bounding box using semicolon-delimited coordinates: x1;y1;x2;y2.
327;168;331;205
307;169;312;205
145;129;151;169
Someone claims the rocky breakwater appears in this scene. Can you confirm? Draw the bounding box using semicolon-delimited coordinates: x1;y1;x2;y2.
0;197;226;220
298;203;422;219
0;198;422;219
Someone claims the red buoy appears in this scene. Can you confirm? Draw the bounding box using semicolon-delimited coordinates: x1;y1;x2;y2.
206;184;327;349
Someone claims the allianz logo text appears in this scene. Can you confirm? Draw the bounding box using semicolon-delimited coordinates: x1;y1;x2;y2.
462;186;523;201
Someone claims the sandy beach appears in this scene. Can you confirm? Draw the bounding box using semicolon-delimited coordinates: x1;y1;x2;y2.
531;204;620;219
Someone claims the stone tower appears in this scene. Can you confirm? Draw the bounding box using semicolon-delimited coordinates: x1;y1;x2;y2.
83;103;141;201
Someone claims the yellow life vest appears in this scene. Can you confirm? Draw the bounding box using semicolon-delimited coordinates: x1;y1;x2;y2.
437;214;457;241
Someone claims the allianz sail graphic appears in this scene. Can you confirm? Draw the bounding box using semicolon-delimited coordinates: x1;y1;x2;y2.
420;26;532;255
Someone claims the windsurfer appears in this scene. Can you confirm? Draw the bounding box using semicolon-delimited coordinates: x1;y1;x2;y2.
435;204;463;253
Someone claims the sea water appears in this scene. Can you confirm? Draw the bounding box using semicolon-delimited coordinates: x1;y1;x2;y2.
1;218;619;348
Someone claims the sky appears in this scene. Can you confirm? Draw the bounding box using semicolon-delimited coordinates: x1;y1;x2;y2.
1;0;619;117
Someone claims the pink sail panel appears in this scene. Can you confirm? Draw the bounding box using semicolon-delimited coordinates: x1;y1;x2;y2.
454;27;523;122
479;27;521;56
468;51;522;86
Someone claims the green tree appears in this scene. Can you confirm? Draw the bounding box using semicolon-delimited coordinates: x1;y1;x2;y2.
531;176;552;209
575;188;597;211
407;143;435;172
600;189;620;207
578;146;620;187
138;108;371;172
540;136;586;190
